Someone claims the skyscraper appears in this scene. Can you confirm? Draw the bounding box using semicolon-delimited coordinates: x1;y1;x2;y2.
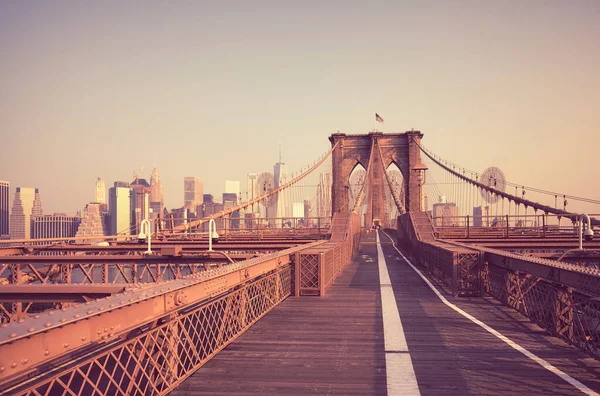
10;187;43;240
317;173;332;218
130;178;150;234
32;214;81;240
76;203;107;240
149;167;163;205
184;177;203;210
149;166;164;221
247;173;258;215
95;177;106;204
0;180;9;238
274;153;289;224
109;181;131;235
432;202;459;227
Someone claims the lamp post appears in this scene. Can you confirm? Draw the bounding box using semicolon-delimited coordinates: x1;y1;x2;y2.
578;213;594;250
138;218;152;255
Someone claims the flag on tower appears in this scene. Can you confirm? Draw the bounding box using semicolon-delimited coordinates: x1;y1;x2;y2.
375;113;384;123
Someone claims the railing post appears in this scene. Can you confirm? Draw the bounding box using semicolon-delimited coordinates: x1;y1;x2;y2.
554;287;574;340
294;252;300;297
506;215;509;238
466;215;470;239
318;252;325;297
542;214;546;238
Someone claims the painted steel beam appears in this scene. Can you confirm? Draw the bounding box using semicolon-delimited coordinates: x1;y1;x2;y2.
0;285;125;302
0;240;326;386
445;240;600;296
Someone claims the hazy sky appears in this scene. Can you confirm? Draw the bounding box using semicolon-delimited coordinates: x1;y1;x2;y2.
1;1;599;215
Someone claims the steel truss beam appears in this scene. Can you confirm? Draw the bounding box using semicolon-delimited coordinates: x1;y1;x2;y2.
0;241;325;391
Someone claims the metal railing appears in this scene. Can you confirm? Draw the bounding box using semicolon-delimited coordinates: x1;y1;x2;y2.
0;242;325;395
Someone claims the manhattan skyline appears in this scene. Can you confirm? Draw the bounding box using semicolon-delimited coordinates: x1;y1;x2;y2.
1;1;599;214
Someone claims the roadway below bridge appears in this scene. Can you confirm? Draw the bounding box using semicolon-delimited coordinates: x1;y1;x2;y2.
170;231;600;395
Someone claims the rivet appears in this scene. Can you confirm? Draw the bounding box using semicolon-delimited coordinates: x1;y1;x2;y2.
109;304;115;308
1;324;7;328
98;307;104;311
110;325;114;330
81;336;86;341
61;308;67;312
17;319;25;323
48;311;55;315
108;333;113;337
74;314;80;319
45;322;52;328
63;343;69;348
87;310;93;314
129;298;134;302
97;329;102;335
73;304;79;308
85;302;90;305
9;333;17;338
27;327;35;332
34;315;40;319
119;301;125;305
0;366;4;372
44;350;50;356
102;335;108;340
60;318;66;323
104;327;108;332
10;362;17;368
21;358;28;365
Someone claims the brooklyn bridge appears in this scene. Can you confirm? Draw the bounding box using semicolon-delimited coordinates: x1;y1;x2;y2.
1;131;599;395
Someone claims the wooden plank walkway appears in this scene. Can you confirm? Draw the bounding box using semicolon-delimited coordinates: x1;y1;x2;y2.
170;232;600;395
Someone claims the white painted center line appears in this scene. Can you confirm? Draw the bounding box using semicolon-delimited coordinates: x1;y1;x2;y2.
380;230;599;396
376;231;421;396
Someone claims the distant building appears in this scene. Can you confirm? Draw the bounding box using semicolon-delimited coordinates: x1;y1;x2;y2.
10;187;43;240
274;159;288;224
109;182;131;235
75;203;107;241
247;173;258;199
223;193;240;229
303;199;311;219
223;192;237;206
0;180;9;238
203;194;213;204
32;214;80;240
432;202;459;227
317;173;332;218
184;177;203;211
202;202;224;231
292;202;304;219
95;177;106;204
149;167;164;219
473;206;483;227
130;178;150;235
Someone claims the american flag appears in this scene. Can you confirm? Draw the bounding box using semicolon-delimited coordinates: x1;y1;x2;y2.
375;113;384;123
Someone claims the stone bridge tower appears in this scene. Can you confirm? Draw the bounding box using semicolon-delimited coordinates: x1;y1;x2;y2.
328;131;424;225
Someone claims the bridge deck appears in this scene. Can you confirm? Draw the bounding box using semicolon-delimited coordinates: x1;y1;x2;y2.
170;232;600;396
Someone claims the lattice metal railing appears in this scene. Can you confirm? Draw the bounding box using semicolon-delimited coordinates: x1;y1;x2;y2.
295;212;361;297
486;264;600;360
4;266;291;396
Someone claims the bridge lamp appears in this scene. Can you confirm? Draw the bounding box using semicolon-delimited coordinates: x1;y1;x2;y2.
413;163;428;211
579;214;594;249
138;219;153;254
